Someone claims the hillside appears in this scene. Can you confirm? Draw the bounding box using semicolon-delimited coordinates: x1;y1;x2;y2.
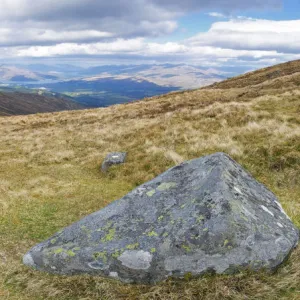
208;59;300;89
0;60;300;300
0;89;84;116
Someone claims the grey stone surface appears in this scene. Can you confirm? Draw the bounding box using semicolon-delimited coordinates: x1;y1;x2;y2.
23;152;299;284
101;152;127;172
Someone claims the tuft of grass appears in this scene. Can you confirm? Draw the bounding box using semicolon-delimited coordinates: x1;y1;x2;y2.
0;61;300;299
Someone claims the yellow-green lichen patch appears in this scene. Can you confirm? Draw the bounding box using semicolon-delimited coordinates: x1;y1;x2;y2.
52;248;77;257
67;250;76;257
207;203;216;209
96;221;113;232
158;215;164;221
112;249;123;258
190;234;200;240
150;248;156;253
101;228;116;242
53;248;64;254
223;239;229;247
126;243;139;250
50;238;57;244
93;251;107;263
241;215;249;222
147;231;158;237
163;232;168;237
180;204;186;209
182;245;191;252
203;228;208;232
197;215;205;223
73;247;81;251
157;182;177;191
147;189;156;197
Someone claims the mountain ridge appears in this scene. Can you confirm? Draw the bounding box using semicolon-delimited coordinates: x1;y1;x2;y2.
0;65;59;82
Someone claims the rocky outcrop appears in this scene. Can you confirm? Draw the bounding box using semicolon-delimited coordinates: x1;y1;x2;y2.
23;152;299;284
101;152;127;172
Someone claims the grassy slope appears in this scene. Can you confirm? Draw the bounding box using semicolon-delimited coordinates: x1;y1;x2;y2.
208;59;300;89
0;60;300;300
0;91;84;116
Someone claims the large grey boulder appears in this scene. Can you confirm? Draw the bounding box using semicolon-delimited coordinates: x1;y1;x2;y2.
101;152;127;172
23;153;299;284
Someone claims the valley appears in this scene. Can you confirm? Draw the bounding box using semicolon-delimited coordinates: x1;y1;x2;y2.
0;63;231;111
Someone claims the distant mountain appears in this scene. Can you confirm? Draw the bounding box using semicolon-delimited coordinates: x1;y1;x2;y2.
0;63;234;109
84;65;153;76
0;87;84;116
10;63;230;88
79;64;227;89
0;66;59;82
24;64;86;79
29;76;179;107
133;64;226;89
26;64;85;74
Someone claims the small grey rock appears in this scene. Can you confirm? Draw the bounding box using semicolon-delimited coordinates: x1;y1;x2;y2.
101;152;127;172
23;152;299;284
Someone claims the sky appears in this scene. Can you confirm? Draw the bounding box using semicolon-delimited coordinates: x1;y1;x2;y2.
0;0;300;69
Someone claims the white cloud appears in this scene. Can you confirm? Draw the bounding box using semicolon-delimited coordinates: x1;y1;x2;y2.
188;19;300;53
207;12;226;18
1;1;297;70
146;42;187;55
0;1;281;21
16;39;188;57
14;16;296;62
0;1;180;46
16;39;146;57
188;46;281;59
0;28;113;46
0;0;281;46
14;38;283;61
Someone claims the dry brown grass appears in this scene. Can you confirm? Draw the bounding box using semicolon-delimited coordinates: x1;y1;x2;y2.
1;61;300;299
208;59;300;89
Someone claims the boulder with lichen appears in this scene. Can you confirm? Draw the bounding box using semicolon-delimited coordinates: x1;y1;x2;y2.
23;152;299;284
